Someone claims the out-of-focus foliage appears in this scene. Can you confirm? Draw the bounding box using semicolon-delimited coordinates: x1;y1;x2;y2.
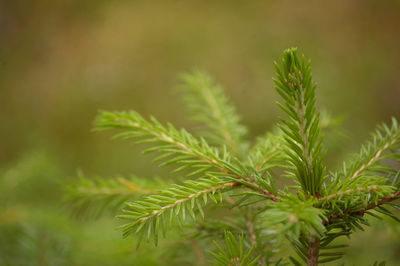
0;152;208;265
209;231;260;266
1;0;400;265
179;71;248;156
65;172;164;219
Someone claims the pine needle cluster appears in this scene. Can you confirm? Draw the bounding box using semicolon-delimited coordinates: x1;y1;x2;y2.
66;48;400;265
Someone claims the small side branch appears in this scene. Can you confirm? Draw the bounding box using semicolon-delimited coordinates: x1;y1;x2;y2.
347;118;399;180
350;140;392;180
137;182;240;224
319;185;380;203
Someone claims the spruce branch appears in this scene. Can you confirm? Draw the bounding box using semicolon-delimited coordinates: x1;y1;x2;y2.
65;172;161;219
95;110;279;201
117;172;281;244
74;47;400;265
209;231;260;266
95;110;241;176
325;190;400;225
248;110;341;176
344;117;400;180
179;71;248;155
273;48;325;195
320;185;386;202
118;176;242;245
261;195;326;240
247;131;285;173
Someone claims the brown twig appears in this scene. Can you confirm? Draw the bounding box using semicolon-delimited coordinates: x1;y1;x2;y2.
244;178;279;202
190;239;206;266
219;169;280;202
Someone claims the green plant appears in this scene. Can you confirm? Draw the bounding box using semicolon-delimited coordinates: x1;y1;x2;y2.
67;48;400;265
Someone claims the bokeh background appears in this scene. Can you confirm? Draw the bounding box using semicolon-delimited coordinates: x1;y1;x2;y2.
1;0;399;265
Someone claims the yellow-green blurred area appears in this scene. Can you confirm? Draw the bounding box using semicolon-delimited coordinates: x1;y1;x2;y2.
1;0;399;265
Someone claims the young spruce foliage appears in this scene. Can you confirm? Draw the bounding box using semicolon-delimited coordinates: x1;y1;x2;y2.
67;48;400;265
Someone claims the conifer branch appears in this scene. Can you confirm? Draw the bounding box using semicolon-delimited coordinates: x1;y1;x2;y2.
209;231;260;266
345;117;400;180
118;176;242;244
247;131;285;172
320;185;382;202
261;195;326;239
66;173;161;219
95;110;279;201
95;110;242;176
75;48;400;265
117;174;281;243
180;71;247;155
134;182;239;225
325;190;400;225
248;110;340;175
73;179;154;196
273;48;325;195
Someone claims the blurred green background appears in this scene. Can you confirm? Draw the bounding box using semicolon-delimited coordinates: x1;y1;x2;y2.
1;0;399;265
